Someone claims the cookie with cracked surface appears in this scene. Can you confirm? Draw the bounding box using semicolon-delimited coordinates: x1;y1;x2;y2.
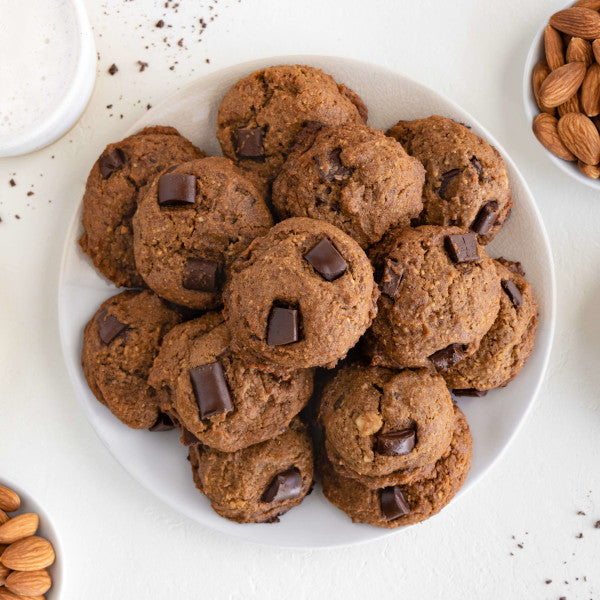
148;312;313;452
224;217;379;369
272;122;425;248
216;64;367;185
441;258;538;393
133;156;273;309
188;419;314;523
79;126;204;288
387;115;512;244
366;225;501;369
319;406;472;528
319;367;455;479
81;290;181;429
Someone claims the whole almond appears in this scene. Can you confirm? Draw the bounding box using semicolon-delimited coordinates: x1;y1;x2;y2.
545;25;565;70
539;61;586;107
558;112;600;163
0;562;10;585
5;569;52;596
0;514;39;544
0;589;21;600
558;92;582;117
0;537;55;572
574;0;600;9
566;37;593;66
593;39;600;63
578;159;600;177
532;60;555;114
0;511;9;526
580;63;600;116
533;113;577;161
550;7;600;39
0;487;20;513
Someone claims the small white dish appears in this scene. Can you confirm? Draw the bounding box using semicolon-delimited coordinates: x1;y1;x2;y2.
0;477;63;598
523;0;600;188
0;0;96;158
59;55;556;548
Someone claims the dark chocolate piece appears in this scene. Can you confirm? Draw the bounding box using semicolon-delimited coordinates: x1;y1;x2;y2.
189;362;233;419
96;308;128;345
376;428;416;456
261;468;302;503
380;486;410;521
315;148;353;182
304;237;347;281
470;156;483;178
182;428;200;446
444;233;480;263
452;388;488;397
380;258;404;298
234;127;264;159
501;279;523;309
471;201;499;235
438;168;461;199
99;148;125;179
429;343;468;369
157;173;196;206
267;306;299;346
149;412;175;431
182;258;219;292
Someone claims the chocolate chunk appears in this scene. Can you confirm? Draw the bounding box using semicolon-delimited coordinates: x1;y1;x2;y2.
497;258;525;276
380;486;410;521
108;63;118;75
267;306;299;346
261;468;302;503
376;428;416;456
157;173;196;206
380;258;404;297
304;237;347;281
96;308;128;345
429;344;468;369
189;362;234;419
438;168;461;199
501;279;523;309
149;412;175;431
471;201;499;235
234;127;264;159
182;258;219;292
99;148;125;179
182;428;200;446
452;388;488;397
444;233;480;263
315;148;353;182
470;156;483;178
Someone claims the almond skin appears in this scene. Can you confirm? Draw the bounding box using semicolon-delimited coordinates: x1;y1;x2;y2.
0;487;20;513
558;112;600;163
558;92;582;117
550;7;600;39
581;63;600;116
578;159;600;177
566;37;593;66
545;25;565;70
0;514;39;545
532;60;555;114
574;0;600;9
533;113;577;161
0;510;9;526
5;569;52;596
539;61;586;107
0;536;55;572
593;39;600;64
0;562;10;585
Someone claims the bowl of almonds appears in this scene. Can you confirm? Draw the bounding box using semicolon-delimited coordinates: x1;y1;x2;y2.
0;482;61;599
524;0;600;186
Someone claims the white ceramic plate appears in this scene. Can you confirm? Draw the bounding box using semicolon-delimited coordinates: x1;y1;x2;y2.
523;0;600;189
59;55;555;548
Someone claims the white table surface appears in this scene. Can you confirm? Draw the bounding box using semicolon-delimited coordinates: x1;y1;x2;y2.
1;1;599;598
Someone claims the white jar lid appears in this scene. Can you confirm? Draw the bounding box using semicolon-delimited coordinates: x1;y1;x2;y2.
0;0;96;157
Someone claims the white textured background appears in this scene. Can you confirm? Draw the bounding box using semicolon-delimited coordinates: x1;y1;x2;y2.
1;1;599;598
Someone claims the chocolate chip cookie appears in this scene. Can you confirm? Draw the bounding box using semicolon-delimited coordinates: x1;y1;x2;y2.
189;419;314;523
148;312;314;452
80;126;203;288
272;122;425;248
441;258;538;394
216;64;367;184
387;116;512;244
81;290;181;429
133;156;273;309
224;217;379;369
319;406;472;528
367;225;501;369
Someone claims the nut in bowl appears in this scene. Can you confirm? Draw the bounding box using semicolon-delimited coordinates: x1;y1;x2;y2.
525;0;600;186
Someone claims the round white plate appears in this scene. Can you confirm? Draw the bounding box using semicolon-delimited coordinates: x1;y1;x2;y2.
59;55;555;548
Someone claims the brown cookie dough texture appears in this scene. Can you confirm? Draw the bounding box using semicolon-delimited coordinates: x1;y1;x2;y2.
224;217;379;369
272;122;425;248
441;259;538;392
81;290;181;429
367;225;501;369
133;156;273;309
148;312;313;452
319;406;472;528
189;419;314;523
387;116;513;244
216;64;367;184
319;367;455;480
80;126;203;288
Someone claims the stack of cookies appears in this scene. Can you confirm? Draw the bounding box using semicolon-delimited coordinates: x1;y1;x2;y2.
79;64;538;528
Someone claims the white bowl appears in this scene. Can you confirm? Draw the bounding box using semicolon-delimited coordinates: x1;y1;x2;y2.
523;0;600;188
0;477;63;598
59;55;556;548
0;0;96;158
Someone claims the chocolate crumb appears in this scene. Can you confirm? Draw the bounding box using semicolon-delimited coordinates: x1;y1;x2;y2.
595;520;600;528
27;191;34;196
14;214;20;219
106;104;113;109
577;511;586;516
108;63;118;75
205;58;210;63
576;533;583;538
177;38;183;47
9;179;16;187
156;19;165;27
137;60;149;72
146;104;152;110
545;580;552;584
517;543;523;549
